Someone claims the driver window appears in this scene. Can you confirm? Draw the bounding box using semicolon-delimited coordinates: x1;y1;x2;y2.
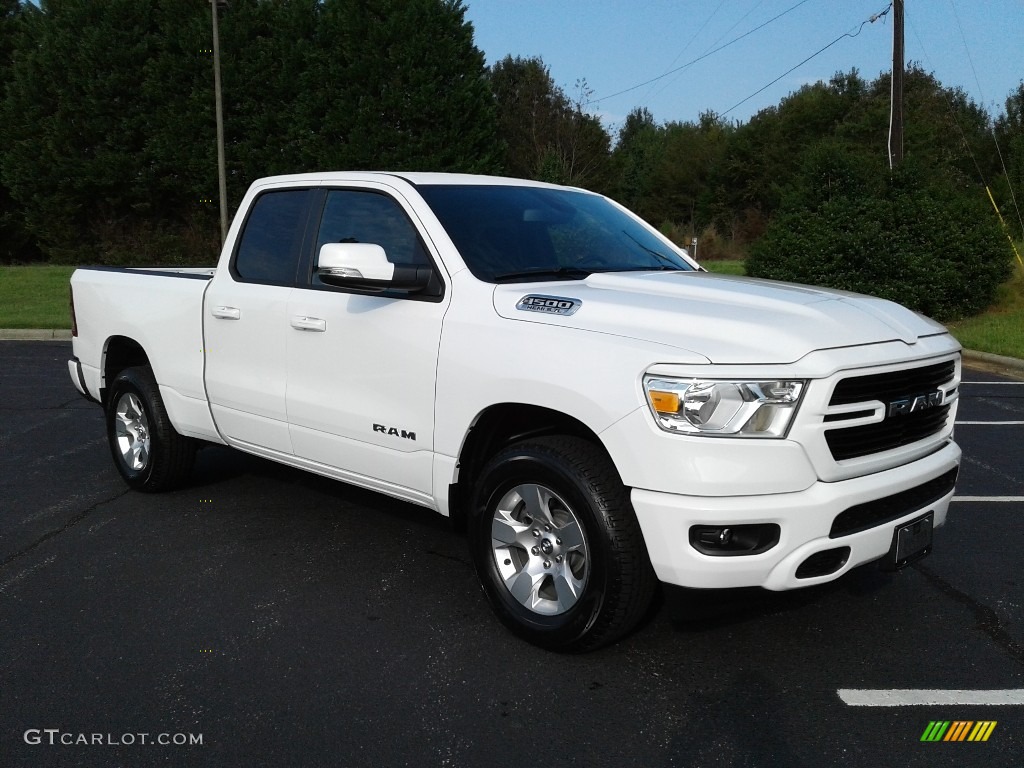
316;190;429;266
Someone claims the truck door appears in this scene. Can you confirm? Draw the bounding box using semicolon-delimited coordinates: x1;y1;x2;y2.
285;186;448;497
204;187;315;455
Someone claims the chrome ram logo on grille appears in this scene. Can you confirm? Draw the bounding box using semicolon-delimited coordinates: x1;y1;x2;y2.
887;390;944;418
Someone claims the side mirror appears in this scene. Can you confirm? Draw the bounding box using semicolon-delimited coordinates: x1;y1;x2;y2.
317;242;431;291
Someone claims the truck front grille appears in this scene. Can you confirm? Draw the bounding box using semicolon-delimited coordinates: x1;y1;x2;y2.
829;361;955;406
825;406;951;460
824;361;956;461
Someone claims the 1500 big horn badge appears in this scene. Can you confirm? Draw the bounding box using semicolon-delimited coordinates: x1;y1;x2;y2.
515;295;581;315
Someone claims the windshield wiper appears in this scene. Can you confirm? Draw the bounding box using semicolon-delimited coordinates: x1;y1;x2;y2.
492;266;594;282
615;265;685;272
621;230;687;269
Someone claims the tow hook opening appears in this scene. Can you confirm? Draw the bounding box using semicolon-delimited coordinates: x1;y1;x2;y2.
689;523;780;557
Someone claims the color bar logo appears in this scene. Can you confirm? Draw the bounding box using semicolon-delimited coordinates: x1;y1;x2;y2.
920;721;997;742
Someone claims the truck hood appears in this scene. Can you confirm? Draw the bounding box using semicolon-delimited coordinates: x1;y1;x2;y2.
492;271;949;364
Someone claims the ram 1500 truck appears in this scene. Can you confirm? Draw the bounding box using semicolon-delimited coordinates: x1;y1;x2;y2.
69;172;962;650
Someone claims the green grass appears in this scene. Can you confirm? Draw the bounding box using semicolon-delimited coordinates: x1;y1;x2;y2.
947;262;1024;360
0;265;76;329
702;259;746;276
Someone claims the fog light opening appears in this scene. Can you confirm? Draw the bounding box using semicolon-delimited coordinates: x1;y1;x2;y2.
689;523;780;557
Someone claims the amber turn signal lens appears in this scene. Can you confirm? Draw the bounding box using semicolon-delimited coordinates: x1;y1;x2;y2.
649;390;680;414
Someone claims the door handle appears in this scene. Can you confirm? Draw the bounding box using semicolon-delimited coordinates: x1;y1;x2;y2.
211;306;241;320
290;315;326;332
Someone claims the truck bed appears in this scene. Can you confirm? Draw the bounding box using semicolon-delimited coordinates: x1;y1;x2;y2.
70;266;220;441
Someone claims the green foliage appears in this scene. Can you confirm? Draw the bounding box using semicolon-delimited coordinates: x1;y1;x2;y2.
1;0;233;263
488;56;609;189
610;108;734;237
708;72;871;234
994;82;1024;239
332;0;501;174
0;0;39;262
612;107;661;212
0;0;1020;338
748;153;1013;320
0;0;499;265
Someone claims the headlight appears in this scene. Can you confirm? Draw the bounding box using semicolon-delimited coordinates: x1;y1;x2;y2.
644;377;806;438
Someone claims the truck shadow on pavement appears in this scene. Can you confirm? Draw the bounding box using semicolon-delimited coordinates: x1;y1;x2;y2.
661;564;896;632
181;442;903;650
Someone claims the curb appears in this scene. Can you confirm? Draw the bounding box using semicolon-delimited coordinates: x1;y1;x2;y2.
2;329;1023;374
961;348;1024;376
0;329;73;340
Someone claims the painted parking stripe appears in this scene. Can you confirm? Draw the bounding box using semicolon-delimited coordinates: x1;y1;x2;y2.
955;421;1024;425
952;496;1024;502
838;689;1024;706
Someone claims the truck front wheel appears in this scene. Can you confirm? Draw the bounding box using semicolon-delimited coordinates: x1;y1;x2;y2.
105;366;195;492
468;436;656;651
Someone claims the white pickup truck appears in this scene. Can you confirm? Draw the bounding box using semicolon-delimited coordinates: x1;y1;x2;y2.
69;172;962;650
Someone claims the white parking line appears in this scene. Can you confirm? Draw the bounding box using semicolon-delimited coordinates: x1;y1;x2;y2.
961;382;1024;385
838;689;1024;706
952;496;1024;502
955;421;1024;425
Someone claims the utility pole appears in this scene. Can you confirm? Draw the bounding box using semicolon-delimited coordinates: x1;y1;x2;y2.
211;0;228;243
889;0;904;169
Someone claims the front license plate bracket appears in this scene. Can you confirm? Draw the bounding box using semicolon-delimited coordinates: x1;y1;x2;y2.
882;512;934;571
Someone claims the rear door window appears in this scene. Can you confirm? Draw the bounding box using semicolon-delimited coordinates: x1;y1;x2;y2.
233;189;314;284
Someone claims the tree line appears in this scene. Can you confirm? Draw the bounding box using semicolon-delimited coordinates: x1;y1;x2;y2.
1;0;1020;317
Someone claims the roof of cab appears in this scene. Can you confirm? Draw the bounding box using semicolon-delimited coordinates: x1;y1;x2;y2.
250;171;584;192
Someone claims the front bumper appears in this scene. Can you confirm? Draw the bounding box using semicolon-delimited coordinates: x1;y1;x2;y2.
631;440;960;590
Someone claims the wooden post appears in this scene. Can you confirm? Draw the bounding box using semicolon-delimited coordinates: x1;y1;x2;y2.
212;0;228;243
889;0;904;168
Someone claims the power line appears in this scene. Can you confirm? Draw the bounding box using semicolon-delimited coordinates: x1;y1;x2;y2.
653;0;726;83
948;0;986;104
991;127;1024;242
905;14;986;180
907;4;1024;249
948;0;1024;239
586;0;814;106
651;0;766;102
721;3;892;117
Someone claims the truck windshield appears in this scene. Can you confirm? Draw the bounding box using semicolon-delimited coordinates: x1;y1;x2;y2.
417;185;694;283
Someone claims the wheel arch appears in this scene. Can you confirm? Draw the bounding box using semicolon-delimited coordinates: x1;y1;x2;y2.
448;402;612;526
101;336;151;406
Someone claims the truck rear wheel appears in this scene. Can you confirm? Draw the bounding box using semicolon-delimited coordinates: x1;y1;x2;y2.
468;436;656;651
105;366;195;492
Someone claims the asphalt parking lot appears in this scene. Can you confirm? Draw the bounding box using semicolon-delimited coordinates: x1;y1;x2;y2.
1;340;1022;768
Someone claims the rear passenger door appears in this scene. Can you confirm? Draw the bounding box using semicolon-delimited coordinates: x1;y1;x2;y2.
204;186;315;455
285;184;448;500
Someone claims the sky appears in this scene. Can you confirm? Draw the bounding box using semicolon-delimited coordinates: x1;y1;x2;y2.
463;0;1024;134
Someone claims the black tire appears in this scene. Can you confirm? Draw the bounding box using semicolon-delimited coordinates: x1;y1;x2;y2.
105;366;196;492
468;436;656;652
